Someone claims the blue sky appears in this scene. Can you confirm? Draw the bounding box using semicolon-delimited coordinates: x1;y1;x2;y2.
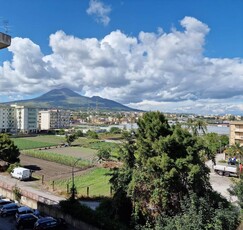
0;0;243;115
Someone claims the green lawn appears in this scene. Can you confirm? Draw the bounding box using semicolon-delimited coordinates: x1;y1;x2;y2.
12;135;66;150
55;167;112;197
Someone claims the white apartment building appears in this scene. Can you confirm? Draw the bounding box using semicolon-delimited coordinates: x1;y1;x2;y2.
0;106;15;133
11;105;38;134
39;109;70;130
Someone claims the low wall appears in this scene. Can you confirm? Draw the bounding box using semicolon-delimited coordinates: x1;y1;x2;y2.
0;181;99;230
38;202;100;230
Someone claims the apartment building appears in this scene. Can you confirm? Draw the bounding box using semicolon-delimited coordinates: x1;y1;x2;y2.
39;109;70;130
229;121;243;146
0;105;38;134
0;106;15;133
11;105;38;133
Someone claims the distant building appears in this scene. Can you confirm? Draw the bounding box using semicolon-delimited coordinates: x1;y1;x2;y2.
229;121;243;146
39;109;70;130
0;106;15;133
0;105;38;134
11;105;38;134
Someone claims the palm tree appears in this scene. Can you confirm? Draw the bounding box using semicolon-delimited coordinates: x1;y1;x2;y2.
186;118;207;136
225;142;243;163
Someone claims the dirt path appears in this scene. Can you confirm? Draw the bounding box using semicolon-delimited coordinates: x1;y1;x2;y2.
19;154;94;181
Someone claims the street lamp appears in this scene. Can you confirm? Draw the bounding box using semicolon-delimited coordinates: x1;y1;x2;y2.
71;158;82;201
219;140;221;154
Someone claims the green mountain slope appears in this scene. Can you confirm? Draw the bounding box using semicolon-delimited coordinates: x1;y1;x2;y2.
2;88;139;112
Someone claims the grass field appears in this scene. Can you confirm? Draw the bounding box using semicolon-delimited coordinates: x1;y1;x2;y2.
12;135;120;198
54;167;112;197
12;135;120;151
22;149;91;167
12;135;65;150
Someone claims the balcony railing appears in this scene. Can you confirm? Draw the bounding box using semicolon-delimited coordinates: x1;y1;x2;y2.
0;32;11;49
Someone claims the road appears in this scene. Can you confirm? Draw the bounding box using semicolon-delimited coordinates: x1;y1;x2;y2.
0;216;17;230
207;153;238;203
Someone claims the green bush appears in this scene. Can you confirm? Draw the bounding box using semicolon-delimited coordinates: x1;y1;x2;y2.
59;199;126;230
7;162;21;173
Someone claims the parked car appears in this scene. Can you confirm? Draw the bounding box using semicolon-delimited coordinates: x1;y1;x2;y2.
0;198;12;207
33;216;66;229
15;206;40;220
0;203;20;217
11;167;31;181
16;213;39;229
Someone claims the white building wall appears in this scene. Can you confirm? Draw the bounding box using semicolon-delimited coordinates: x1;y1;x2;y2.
39;110;70;130
11;105;38;133
39;111;51;130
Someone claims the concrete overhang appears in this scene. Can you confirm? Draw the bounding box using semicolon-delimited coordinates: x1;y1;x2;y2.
0;32;11;49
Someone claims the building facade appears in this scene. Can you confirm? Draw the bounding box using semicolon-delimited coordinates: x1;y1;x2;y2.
0;106;15;133
229;121;243;146
11;105;38;134
39;109;70;130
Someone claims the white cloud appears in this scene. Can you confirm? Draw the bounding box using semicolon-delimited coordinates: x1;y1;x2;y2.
1;16;243;114
86;0;111;26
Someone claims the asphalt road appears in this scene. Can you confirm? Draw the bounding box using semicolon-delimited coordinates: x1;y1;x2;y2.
207;153;238;204
0;216;17;230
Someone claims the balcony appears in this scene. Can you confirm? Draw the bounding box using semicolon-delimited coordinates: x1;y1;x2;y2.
0;32;11;49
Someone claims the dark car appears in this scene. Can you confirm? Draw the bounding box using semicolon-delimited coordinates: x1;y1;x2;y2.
0;202;20;217
16;213;39;229
15;206;40;220
33;217;66;230
0;199;12;207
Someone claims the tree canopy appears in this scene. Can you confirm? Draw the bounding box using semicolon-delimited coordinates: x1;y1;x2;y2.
0;134;20;163
109;112;239;229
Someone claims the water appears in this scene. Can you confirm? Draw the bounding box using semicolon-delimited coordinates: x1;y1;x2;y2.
101;124;229;135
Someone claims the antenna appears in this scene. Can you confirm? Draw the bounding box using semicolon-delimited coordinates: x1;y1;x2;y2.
2;20;9;33
0;19;12;34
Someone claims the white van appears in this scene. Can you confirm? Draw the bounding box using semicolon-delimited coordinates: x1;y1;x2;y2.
10;167;31;181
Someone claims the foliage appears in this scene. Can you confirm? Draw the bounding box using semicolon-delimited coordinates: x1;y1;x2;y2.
0;134;20;163
225;143;243;162
22;150;90;168
186;118;207;136
7;162;21;173
228;177;243;209
59;199;126;230
149;193;239;230
75;130;84;137
65;134;77;146
109;127;122;134
97;147;111;161
198;133;229;163
57;129;66;135
13;185;22;202
86;130;99;139
109;112;238;228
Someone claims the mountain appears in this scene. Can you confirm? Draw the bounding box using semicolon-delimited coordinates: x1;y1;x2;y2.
2;88;139;112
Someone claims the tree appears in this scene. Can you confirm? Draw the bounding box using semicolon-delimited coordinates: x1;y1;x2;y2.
75;130;84;137
0;134;20;163
109;127;122;134
86;130;98;139
97;148;111;161
110;112;238;228
186;118;207;136
65;134;77;146
198;133;229;164
225;142;243;162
